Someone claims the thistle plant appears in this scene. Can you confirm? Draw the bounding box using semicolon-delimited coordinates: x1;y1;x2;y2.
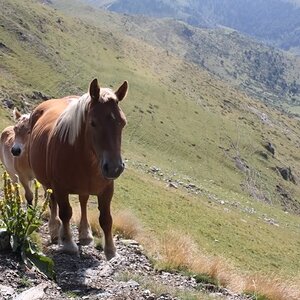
0;172;54;279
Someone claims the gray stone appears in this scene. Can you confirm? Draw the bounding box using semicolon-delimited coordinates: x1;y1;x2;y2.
15;283;48;300
0;284;15;297
168;182;178;189
0;230;11;251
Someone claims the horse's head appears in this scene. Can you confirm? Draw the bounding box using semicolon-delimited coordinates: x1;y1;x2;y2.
87;79;128;180
11;108;30;157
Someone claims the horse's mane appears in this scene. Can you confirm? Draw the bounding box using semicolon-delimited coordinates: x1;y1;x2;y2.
54;94;91;145
54;88;117;145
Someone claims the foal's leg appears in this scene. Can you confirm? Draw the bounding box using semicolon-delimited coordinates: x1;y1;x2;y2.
48;193;61;244
98;183;116;260
56;192;78;253
19;176;33;206
78;194;93;245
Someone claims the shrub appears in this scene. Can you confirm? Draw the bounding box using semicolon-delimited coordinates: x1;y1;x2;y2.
0;172;54;279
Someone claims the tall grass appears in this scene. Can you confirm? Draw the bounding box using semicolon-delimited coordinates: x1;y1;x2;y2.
108;211;300;300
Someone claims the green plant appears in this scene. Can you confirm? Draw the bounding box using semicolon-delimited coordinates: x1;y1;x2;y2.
243;292;270;300
0;172;54;279
194;273;219;287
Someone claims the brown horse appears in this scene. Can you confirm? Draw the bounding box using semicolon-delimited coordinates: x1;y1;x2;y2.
29;79;128;259
0;108;34;205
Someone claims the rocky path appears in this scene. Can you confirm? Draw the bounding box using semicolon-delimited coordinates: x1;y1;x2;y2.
0;223;252;300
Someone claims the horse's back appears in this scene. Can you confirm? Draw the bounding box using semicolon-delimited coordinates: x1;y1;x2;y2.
29;96;80;187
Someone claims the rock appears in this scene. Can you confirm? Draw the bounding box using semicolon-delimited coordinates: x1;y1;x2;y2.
0;230;11;251
31;91;50;101
188;183;196;188
234;157;249;172
276;167;296;183
125;279;140;288
96;291;113;298
265;142;275;155
121;239;139;246
15;283;48;300
2;99;14;109
168;182;178;189
150;166;160;173
0;284;15;297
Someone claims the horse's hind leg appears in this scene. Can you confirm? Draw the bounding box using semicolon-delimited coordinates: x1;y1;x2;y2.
56;191;78;254
48;192;61;244
97;183;116;260
78;194;93;245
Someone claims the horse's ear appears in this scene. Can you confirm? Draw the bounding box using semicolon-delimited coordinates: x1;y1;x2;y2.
115;81;128;102
89;78;100;102
13;108;21;121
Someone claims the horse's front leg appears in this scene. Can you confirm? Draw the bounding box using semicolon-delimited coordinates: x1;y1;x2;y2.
48;192;61;244
98;182;116;260
19;176;33;206
56;190;78;254
78;194;93;245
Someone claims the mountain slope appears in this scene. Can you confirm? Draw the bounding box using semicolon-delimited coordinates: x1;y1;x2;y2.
1;0;300;283
86;0;300;54
52;0;300;108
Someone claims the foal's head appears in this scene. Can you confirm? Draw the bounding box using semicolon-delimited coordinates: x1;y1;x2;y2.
11;108;30;157
88;79;128;180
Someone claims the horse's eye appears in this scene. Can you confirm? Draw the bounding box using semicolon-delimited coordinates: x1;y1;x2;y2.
91;121;96;127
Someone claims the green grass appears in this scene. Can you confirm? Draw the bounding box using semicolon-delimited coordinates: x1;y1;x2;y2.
111;168;300;277
1;0;300;287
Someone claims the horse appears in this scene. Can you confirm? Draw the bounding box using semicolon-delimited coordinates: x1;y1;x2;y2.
0;108;34;205
28;78;128;260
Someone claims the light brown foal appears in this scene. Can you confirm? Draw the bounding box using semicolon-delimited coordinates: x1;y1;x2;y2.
0;108;34;205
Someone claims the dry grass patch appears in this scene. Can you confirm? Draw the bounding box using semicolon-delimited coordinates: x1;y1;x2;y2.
155;230;198;271
71;205;143;239
113;209;143;239
153;230;241;287
243;274;300;300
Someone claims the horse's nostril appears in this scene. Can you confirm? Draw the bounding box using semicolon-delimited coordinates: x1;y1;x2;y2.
120;162;125;173
102;163;109;174
11;146;21;156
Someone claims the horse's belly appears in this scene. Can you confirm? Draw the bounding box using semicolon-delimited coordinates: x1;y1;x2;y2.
29;127;52;187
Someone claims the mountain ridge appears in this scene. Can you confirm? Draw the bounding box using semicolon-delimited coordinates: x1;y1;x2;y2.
83;0;300;54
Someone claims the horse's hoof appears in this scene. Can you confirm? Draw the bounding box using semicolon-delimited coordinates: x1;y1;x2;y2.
108;252;122;263
60;240;79;254
51;236;59;244
105;248;117;261
79;236;94;246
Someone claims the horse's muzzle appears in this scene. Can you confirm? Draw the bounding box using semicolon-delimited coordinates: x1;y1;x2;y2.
11;145;21;157
102;160;125;180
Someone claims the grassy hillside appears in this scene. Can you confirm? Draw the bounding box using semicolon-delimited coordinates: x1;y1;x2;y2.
1;0;300;289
